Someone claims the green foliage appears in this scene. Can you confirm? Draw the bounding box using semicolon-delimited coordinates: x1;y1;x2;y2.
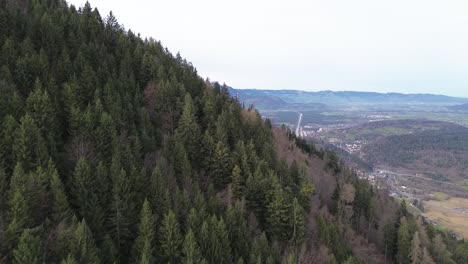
454;242;468;264
13;228;42;264
0;1;458;263
182;229;203;264
132;199;155;264
159;210;183;263
397;218;412;264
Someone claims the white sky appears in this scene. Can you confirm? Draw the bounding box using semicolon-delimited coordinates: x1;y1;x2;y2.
67;0;468;97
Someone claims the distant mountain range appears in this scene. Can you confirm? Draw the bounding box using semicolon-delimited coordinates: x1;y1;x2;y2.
228;88;468;110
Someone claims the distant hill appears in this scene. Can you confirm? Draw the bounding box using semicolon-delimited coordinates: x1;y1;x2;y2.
448;103;468;112
229;88;468;109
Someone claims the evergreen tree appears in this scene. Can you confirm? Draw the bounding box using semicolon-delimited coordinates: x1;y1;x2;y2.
48;161;72;222
6;189;31;248
71;158;103;233
132;199;155;264
25;80;59;155
176;93;202;168
432;234;455;264
149;165;171;219
0;166;7;211
13;114;48;171
71;220;100;264
159;210;183;263
212;141;233;190
182;229;203;264
13;228;42;264
421;248;435;264
61;254;78;264
109;169;135;259
409;231;422;264
0;114;17;171
454;242;468;264
231;164;243;197
397;218;411;264
290;198;306;247
226;202;250;261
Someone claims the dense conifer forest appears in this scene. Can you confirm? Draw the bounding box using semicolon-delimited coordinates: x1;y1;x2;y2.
0;0;467;263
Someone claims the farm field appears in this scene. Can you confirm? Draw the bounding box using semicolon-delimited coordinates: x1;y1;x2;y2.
424;197;468;239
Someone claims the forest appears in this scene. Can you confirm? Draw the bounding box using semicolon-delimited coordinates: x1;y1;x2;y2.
0;0;467;263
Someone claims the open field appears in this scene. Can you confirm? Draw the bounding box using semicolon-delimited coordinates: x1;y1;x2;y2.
424;197;468;238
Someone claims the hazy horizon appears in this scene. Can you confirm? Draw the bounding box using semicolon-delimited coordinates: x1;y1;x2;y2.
68;0;468;98
230;87;468;99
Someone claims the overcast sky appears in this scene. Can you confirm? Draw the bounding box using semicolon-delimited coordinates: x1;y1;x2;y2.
68;0;468;97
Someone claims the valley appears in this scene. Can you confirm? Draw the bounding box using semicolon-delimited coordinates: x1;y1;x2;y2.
233;88;468;238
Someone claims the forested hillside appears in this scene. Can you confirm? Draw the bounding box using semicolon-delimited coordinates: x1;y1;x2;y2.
0;0;467;263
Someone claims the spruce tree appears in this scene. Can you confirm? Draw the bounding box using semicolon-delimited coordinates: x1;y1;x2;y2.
0;166;7;211
421;248;435;264
6;189;31;248
0;114;17;171
149;165;171;219
109;169;134;259
212;141;232;190
71;220;100;264
71;158;103;233
176;93;202;168
48;161;72;223
132;199;155;264
61;254;78;264
13;228;42;264
231;164;243;198
226;202;250;261
290;197;306;247
13;114;48;171
397;218;411;264
182;229;203;264
410;231;422;264
159;210;183;263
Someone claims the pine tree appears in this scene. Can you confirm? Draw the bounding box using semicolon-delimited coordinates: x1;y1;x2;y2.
13;228;42;264
182;229;203;264
159;210;183;263
132;199;155;264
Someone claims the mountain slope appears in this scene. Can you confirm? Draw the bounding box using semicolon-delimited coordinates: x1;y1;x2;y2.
0;1;467;263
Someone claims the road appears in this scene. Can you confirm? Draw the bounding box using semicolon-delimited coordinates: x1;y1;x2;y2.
295;112;303;137
379;169;456;186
